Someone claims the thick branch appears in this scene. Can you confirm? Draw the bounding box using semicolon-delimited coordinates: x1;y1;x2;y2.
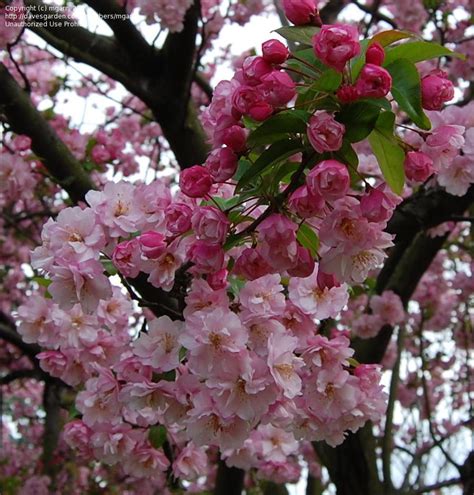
0;62;95;203
214;461;245;495
41;381;62;480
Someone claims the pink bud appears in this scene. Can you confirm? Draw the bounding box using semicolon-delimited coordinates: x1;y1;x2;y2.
179;166;213;198
282;0;318;26
421;70;454;111
233;248;273;280
313;24;360;73
360;187;393;223
317;270;339;289
232;85;261;115
207;269;228;290
188;241;225;273
404;151;434;182
259;71;296;106
307;111;345;153
191;206;229;245
365;42;385;66
287;245;315;277
355;64;392;98
306;159;350;201
112;239;141;278
288;185;325;218
165;203;192;234
262;39;290;64
205;147;239;182
248;101;274;121
221;125;247;153
336;84;360;103
242;56;273;85
138;231;167;259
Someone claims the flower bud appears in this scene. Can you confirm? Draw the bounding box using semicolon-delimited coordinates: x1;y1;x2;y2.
221;125;247;153
404;151;435;182
287;245;315;278
179;166;213;198
165;203;192;234
355;64;392;98
259;71;296;106
365;42;385;66
336;84;360;103
242;56;273;85
421;70;454;111
138;231;167;259
282;0;318;26
233;248;273;280
313;24;360;73
192;206;229;245
288;185;325;218
205;147;238;182
262;39;290;64
307;111;345;153
306;160;350;201
188;241;225;273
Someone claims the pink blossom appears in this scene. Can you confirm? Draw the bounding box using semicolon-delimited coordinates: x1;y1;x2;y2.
239;274;286;320
48;258;112;313
422;124;465;169
120;381;167;426
355;64;392;99
282;0;318;26
188;240;225;273
124;443;170;479
233;247;273;280
165;202;193;234
351;313;384;339
306;160;350;201
437;155;474;196
313;24;360;73
307;111;345;153
421;70;454;110
267;329;303;399
192;206;229;245
179;166;213;198
138;231;167;259
112;238;142;278
404;151;435;182
133;316;182;372
173;443;209;480
259;71;296;107
146;248;184;290
205;147;239;182
258;214;298;271
365;42;385;66
359;186;397;224
262;39;289;64
86;181;141;237
288;185;325;218
288;265;349;319
242;56;273;85
180;308;247;376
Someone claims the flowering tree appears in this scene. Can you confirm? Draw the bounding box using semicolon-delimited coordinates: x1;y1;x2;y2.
0;0;473;494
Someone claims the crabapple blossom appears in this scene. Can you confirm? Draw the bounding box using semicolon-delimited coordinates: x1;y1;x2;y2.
313;24;360;72
306;160;350;201
421;70;455;110
282;0;318;26
307;111;345;153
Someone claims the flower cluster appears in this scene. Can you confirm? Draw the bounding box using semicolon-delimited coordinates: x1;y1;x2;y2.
15;7;469;488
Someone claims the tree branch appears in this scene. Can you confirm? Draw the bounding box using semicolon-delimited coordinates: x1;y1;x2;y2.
0;62;95;203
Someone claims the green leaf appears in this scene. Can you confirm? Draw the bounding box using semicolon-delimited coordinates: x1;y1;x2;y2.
370;30;415;47
233;158;252;181
334;140;359;169
32;276;51;288
310;68;342;93
274;26;319;45
148;425;167;449
384;40;465;66
368;112;405;194
102;259;118;276
386;59;431;130
336;100;382;142
247;110;308;147
350;39;370;80
297;224;319;257
237;139;304;190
